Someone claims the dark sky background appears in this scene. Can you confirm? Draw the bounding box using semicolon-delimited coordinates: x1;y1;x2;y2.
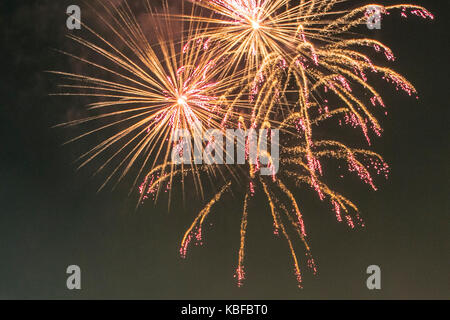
0;0;448;299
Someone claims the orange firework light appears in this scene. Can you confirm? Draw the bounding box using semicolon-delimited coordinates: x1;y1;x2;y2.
52;0;433;288
51;1;255;202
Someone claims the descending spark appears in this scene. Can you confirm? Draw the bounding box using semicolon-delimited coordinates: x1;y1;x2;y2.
235;192;249;287
180;182;232;258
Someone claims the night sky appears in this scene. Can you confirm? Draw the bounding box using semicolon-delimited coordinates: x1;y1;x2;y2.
1;0;448;299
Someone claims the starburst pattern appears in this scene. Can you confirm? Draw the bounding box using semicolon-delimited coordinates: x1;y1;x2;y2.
52;0;433;287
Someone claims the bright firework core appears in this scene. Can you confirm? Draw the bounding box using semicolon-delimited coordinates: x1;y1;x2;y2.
177;96;188;106
251;20;260;30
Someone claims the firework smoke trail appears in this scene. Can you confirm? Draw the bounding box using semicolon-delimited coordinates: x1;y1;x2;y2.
53;0;433;288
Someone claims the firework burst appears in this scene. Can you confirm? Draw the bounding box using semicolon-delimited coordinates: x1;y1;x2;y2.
52;0;433;288
172;0;432;287
51;1;255;201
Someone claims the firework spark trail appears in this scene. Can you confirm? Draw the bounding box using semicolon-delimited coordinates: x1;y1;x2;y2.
53;0;433;287
180;181;232;258
235;192;249;287
260;177;316;287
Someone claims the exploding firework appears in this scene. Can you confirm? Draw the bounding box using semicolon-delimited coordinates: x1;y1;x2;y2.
52;0;433;288
51;1;255;201
173;0;432;287
187;0;433;140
